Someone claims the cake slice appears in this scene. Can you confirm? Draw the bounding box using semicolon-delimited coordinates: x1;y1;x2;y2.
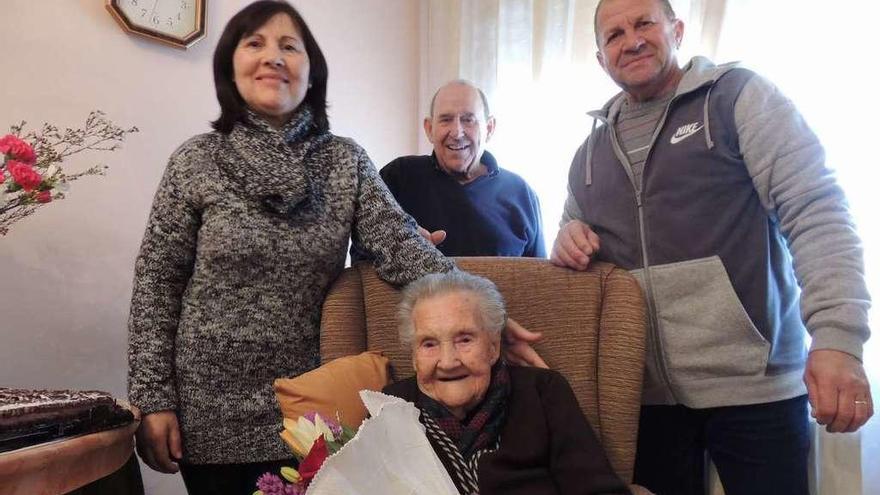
0;388;135;453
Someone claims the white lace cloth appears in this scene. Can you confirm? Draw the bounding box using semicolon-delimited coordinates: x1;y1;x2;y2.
306;390;460;495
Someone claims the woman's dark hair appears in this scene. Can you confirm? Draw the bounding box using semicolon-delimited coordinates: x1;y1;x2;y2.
211;0;329;133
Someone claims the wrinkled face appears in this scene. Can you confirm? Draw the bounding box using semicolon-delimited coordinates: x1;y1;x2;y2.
233;13;310;128
595;0;683;101
424;84;496;179
411;291;501;419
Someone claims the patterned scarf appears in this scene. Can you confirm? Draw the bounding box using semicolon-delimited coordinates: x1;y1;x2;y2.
215;105;331;221
418;361;510;494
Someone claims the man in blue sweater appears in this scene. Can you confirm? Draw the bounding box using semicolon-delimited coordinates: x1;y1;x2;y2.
373;80;545;258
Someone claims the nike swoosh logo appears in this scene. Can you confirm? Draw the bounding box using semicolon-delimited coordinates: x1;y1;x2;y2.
670;124;704;144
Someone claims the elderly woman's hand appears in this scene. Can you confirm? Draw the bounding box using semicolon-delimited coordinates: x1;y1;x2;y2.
503;318;548;368
628;484;655;495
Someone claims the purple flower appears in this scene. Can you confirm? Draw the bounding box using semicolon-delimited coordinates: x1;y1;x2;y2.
256;472;286;494
304;411;343;438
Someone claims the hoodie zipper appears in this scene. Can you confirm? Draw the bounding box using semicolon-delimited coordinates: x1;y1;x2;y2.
587;60;731;404
608;99;679;404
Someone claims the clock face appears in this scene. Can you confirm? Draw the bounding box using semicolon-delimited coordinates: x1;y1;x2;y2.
107;0;206;49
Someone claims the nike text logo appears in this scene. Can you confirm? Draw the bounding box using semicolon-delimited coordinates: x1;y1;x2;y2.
670;122;704;144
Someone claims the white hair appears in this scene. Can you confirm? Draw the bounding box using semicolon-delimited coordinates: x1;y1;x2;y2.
397;272;507;345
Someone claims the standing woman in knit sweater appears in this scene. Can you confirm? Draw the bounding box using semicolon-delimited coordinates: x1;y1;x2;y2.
126;2;456;493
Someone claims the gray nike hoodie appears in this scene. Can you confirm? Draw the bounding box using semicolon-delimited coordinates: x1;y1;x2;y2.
564;57;870;407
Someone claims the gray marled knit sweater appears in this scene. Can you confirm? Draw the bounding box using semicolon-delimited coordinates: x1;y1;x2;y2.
128;107;454;464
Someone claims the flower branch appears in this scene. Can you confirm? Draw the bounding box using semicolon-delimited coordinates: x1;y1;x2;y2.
1;111;138;236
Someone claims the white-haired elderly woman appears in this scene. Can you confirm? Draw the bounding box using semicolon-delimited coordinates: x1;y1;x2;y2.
383;272;631;495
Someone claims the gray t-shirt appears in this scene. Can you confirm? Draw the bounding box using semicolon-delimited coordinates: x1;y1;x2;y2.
614;92;674;191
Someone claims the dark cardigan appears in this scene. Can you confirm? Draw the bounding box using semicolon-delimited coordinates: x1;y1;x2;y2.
384;366;630;495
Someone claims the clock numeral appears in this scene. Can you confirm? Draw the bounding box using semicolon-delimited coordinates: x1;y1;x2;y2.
181;1;188;9
140;8;147;17
130;0;138;5
167;17;174;27
152;14;160;25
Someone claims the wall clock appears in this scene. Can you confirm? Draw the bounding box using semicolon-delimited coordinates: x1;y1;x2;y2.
106;0;207;50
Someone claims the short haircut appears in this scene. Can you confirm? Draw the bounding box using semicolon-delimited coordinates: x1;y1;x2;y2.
211;0;329;134
397;272;507;345
594;0;677;44
428;80;491;121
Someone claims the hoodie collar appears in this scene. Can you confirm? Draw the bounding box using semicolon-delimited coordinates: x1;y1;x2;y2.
587;56;740;123
579;57;741;186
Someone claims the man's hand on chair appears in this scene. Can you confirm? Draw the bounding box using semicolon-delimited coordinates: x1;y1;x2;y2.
417;225;447;246
550;220;600;271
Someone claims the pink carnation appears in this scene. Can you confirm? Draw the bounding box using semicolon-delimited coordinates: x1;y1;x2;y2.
0;135;36;164
6;160;42;192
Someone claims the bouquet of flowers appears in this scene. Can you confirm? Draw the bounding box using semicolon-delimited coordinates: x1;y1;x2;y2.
0;111;138;236
257;391;460;495
254;412;356;495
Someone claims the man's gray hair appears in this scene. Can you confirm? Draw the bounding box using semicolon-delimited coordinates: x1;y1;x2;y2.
398;271;507;345
428;79;492;121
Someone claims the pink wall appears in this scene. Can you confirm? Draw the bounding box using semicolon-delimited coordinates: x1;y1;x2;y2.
0;1;420;493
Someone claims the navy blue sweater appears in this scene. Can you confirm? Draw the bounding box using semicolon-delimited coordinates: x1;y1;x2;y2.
366;151;545;258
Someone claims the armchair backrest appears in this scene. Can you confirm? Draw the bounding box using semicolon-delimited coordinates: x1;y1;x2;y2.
320;257;646;482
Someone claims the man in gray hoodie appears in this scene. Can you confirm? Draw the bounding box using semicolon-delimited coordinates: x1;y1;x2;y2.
551;0;873;493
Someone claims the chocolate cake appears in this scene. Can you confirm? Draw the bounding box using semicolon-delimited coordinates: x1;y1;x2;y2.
0;388;134;453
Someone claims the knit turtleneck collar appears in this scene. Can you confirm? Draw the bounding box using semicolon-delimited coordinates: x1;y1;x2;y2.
242;105;317;144
217;105;329;218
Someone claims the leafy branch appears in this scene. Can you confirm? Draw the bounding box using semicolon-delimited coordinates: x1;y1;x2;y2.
1;111;138;236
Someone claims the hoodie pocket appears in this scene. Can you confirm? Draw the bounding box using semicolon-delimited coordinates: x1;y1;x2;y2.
632;256;770;383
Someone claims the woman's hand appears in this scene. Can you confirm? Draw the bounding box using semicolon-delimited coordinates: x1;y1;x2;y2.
136;410;183;473
503;317;548;368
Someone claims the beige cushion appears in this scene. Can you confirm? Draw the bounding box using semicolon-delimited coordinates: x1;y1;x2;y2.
274;351;390;428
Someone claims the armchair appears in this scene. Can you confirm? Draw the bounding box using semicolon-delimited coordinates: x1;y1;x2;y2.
320;257;646;482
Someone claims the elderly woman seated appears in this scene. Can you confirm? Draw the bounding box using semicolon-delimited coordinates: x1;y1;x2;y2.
383;271;633;495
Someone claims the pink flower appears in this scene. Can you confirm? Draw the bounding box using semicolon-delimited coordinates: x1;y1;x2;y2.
6;160;42;192
35;190;52;203
0;135;36;164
